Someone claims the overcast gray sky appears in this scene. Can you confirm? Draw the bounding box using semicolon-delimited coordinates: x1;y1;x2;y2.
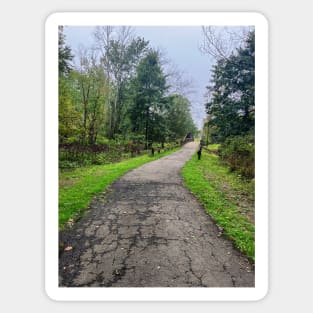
64;26;214;128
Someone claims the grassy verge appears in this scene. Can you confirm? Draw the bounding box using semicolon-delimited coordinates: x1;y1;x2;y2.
206;143;220;152
59;147;180;230
182;150;255;261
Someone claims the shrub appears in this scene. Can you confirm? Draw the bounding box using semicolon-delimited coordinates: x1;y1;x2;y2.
59;140;181;169
59;160;80;169
218;134;255;178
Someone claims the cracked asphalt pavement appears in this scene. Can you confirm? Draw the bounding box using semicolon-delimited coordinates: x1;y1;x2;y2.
59;142;254;287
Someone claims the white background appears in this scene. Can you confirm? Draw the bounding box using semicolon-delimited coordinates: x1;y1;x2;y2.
45;12;268;302
1;0;312;312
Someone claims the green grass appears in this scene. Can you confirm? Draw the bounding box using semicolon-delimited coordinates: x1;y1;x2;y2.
182;151;255;261
206;143;220;151
59;147;180;230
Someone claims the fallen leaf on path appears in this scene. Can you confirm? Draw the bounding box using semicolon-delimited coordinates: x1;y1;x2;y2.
67;219;74;227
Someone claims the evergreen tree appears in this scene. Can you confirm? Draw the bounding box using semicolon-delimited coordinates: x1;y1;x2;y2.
58;26;73;76
206;31;255;141
130;50;168;148
165;94;197;141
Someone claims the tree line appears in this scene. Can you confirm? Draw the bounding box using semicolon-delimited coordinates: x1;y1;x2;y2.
59;26;197;165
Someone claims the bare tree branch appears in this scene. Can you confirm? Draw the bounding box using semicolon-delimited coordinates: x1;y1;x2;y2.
199;26;254;61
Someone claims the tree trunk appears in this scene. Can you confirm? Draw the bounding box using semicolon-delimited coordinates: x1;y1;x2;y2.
145;108;149;149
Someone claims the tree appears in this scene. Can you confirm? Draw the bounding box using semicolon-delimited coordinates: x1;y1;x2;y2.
59;76;81;144
94;26;149;139
205;30;255;142
200;26;253;61
165;94;197;141
58;26;73;76
58;26;80;144
73;48;108;145
130;50;168;148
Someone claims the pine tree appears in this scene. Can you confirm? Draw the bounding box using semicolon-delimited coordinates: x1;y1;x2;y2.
206;31;255;141
129;50;168;148
58;26;73;76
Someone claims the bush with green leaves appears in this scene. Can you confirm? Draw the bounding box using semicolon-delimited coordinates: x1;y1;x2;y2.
218;134;255;178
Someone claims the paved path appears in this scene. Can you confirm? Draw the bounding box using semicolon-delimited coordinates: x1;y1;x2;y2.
59;142;254;287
